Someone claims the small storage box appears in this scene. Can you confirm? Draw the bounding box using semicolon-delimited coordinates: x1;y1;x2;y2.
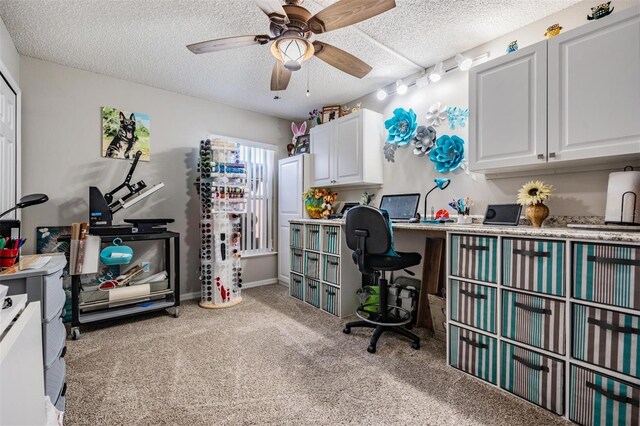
322;254;340;285
290;248;304;273
573;243;640;310
290;223;304;249
503;238;565;296
305;224;321;251
45;356;66;402
450;234;498;283
449;325;497;385
501;342;565;415
569;365;640;426
305;277;321;308
502;290;565;354
304;252;320;279
43;273;67;322
450;280;497;333
43;315;66;369
323;226;340;254
322;283;340;316
573;303;640;378
289;273;303;301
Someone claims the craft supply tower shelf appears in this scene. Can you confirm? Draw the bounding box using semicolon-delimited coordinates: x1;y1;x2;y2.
198;138;246;308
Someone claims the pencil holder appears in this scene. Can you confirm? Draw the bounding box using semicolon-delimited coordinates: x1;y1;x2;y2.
0;248;19;268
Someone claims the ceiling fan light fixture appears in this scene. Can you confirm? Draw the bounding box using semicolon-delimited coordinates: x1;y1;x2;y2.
396;79;408;95
455;53;473;71
271;35;314;71
429;62;444;82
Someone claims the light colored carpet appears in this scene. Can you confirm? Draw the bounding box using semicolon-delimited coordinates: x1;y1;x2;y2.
65;284;568;425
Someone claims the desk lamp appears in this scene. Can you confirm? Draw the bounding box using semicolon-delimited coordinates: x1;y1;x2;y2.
421;178;450;223
0;193;49;219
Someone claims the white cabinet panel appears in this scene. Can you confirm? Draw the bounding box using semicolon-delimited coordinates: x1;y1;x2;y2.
310;124;332;186
335;113;361;184
548;7;640;162
469;41;547;171
0;76;17;216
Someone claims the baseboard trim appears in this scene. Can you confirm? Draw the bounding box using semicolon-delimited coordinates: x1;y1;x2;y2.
180;278;279;301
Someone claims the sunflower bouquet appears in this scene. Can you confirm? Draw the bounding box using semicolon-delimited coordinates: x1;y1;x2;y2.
517;181;554;206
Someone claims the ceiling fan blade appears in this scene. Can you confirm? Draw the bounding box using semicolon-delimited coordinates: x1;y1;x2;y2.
313;41;372;78
307;0;396;34
187;35;270;54
271;61;292;91
253;0;289;26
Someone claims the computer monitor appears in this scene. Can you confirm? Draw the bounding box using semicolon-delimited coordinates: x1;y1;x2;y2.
378;194;421;222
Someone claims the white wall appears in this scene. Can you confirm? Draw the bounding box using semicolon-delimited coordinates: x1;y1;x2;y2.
339;0;639;219
0;15;19;83
19;56;290;296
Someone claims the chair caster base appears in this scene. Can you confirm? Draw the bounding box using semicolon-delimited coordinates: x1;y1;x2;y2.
343;327;351;334
411;341;420;350
367;345;376;354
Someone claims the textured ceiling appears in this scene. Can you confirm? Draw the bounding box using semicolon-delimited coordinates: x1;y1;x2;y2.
0;0;580;120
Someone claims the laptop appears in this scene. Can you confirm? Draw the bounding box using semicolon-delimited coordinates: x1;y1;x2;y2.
378;193;421;222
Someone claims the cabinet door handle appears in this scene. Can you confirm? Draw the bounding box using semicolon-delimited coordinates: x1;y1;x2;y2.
293;253;302;258
460;243;489;251
514;301;552;315
460;289;486;300
586;382;640;407
328;260;339;266
309;230;319;234
308;256;318;261
292;229;300;233
588;317;640;334
325;289;336;296
513;248;550;258
537;154;545;160
587;255;640;267
512;354;549;372
460;335;488;349
548;152;556;158
309;284;317;289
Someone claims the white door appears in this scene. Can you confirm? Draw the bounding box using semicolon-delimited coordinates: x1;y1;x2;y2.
0;76;17;216
469;40;548;171
334;112;362;184
548;6;640;163
277;156;303;284
310;123;333;186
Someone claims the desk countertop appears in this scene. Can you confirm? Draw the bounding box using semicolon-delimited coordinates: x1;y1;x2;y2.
289;218;640;243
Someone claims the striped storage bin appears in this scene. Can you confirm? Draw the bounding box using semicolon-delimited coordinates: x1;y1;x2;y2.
290;273;303;301
449;325;498;384
570;365;640;426
450;280;497;333
503;238;565;296
323;254;340;285
305;277;321;308
501;342;565;415
574;243;640;310
322;283;340;316
290;223;303;249
573;304;640;379
502;290;566;354
323;226;340;254
305;224;321;251
290;248;304;273
450;234;498;283
304;252;320;279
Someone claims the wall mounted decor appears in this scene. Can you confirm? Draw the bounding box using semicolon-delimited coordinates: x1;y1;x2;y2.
321;105;341;123
426;102;448;127
588;1;613;20
506;40;519;53
429;135;465;173
102;107;150;161
412;125;437;157
383;142;397;162
384;108;418;146
303;188;336;219
446;107;469;130
544;23;563;38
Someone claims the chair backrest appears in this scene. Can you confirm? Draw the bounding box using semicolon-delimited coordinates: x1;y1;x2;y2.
345;205;391;255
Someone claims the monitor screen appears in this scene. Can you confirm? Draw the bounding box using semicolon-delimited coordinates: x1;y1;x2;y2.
379;194;420;221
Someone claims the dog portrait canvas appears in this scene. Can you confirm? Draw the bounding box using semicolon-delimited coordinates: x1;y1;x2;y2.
102;107;150;161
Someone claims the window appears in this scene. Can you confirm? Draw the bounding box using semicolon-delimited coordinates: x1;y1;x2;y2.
238;144;275;255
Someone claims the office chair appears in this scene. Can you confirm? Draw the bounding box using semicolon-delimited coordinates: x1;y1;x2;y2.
343;205;422;353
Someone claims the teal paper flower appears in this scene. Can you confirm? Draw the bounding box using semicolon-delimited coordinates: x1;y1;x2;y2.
430;135;465;173
384;108;418;146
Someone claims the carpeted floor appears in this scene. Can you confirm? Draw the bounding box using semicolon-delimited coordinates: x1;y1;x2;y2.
65;284;568;425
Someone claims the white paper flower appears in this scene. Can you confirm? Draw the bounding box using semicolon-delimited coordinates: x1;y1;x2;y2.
426;102;448;127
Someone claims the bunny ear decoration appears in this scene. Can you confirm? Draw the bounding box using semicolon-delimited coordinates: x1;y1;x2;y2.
291;122;299;136
299;121;307;135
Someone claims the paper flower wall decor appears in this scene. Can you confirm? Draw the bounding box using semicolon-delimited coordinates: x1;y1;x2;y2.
446;107;469;130
412;125;437;157
426;102;448;127
430;135;465;173
383;142;397;162
384;108;418;146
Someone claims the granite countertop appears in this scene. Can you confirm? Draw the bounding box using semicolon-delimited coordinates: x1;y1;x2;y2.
289;218;640;243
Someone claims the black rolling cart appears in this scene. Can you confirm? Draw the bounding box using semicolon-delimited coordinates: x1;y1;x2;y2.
68;231;180;340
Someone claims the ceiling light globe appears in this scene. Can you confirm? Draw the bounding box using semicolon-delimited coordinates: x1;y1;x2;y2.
428;73;441;83
455;53;473;71
376;89;387;100
396;79;408;95
429;61;444;82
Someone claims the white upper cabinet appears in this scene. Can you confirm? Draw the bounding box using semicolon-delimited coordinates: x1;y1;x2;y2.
548;7;640;162
469;6;640;173
469;41;547;171
310;109;383;187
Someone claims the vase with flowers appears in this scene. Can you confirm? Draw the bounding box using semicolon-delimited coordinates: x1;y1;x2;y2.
308;109;321;127
517;180;554;227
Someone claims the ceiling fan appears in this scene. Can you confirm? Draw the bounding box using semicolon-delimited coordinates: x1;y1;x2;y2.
187;0;396;91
